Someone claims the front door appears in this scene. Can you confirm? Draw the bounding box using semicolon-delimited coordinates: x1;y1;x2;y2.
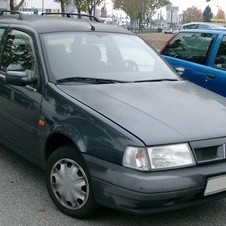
0;29;42;162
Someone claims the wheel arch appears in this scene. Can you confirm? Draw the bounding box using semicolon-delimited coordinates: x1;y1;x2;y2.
44;130;85;166
45;133;72;162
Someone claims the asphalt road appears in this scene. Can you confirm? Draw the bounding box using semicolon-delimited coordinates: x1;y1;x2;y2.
1;143;226;226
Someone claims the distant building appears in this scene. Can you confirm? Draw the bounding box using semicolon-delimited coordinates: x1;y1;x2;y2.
166;6;179;24
0;0;9;10
12;0;61;14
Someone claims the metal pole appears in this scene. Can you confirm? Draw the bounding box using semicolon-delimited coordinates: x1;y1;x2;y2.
42;0;44;13
93;0;96;16
170;10;173;28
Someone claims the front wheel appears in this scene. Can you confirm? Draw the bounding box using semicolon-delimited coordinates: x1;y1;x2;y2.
45;145;99;219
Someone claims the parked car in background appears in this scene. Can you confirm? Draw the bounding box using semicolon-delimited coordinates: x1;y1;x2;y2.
179;22;226;30
2;11;226;220
162;27;173;34
161;29;226;97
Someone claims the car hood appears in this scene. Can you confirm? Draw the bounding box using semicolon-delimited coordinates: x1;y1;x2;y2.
58;81;226;145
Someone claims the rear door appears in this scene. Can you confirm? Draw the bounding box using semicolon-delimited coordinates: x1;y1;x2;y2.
206;35;226;96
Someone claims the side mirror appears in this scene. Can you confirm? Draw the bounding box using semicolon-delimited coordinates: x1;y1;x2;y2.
175;67;185;77
5;70;37;86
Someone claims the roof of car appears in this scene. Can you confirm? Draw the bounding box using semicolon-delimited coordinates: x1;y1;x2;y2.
180;22;226;30
182;22;216;25
0;12;132;34
178;29;226;34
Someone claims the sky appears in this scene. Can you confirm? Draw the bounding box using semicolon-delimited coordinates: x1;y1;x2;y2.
103;0;225;15
104;0;226;19
18;0;226;17
170;0;226;15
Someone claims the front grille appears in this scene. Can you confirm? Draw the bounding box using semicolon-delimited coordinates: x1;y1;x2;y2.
190;138;226;164
194;145;225;163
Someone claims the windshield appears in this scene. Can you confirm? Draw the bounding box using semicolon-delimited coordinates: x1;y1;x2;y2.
42;32;178;82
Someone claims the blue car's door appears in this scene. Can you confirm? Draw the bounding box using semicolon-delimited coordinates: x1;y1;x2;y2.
204;67;226;97
164;55;226;97
206;35;226;97
163;56;209;89
161;31;226;97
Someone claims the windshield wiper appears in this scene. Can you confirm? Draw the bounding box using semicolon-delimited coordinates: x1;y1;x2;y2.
134;78;179;83
57;77;130;84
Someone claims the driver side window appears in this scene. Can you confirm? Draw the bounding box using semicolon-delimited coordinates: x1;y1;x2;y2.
1;30;36;74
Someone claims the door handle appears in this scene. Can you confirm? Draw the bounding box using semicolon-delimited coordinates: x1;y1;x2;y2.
207;74;215;79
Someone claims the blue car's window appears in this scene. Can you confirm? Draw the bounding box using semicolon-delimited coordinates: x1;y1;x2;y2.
198;24;210;29
215;36;226;70
162;32;217;65
183;24;198;29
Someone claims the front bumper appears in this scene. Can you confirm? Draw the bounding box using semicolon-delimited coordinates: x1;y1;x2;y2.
83;154;226;214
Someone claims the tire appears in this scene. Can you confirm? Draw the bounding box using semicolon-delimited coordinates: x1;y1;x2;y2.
45;145;99;219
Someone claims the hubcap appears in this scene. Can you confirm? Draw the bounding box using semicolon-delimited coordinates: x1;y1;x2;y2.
50;158;89;210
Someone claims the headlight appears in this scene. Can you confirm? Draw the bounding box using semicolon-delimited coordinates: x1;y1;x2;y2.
123;143;195;171
147;143;195;170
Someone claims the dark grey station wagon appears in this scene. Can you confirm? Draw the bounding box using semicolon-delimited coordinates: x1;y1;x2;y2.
1;10;226;219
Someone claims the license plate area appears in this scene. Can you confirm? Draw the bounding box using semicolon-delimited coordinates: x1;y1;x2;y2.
204;175;226;196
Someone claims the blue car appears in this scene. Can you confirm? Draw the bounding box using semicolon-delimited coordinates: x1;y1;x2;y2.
161;29;226;97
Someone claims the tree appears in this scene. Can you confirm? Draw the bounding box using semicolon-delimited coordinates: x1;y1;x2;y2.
215;8;225;19
101;6;107;17
73;0;104;16
113;0;144;26
146;0;171;18
9;0;26;10
203;5;213;22
182;6;202;23
54;0;71;13
113;0;170;28
73;0;88;14
87;0;104;16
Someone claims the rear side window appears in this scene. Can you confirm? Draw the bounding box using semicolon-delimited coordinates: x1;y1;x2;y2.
198;24;210;29
182;24;198;29
161;32;216;65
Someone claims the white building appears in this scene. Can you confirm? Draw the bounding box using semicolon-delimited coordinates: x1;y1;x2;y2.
166;6;179;24
0;0;61;14
27;0;60;13
0;0;9;9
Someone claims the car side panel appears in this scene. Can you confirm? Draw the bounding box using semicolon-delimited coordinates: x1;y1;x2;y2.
0;82;42;161
163;33;226;97
163;56;208;88
162;31;226;97
204;67;226;96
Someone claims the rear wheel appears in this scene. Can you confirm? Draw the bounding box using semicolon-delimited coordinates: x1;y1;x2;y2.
45;145;99;219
